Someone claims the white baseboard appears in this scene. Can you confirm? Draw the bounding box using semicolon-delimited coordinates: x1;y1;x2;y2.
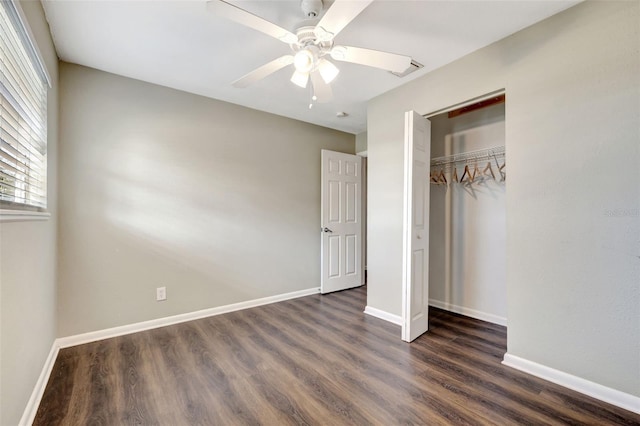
19;342;60;426
21;287;320;423
503;353;640;415
364;305;402;326
57;287;320;348
429;299;507;326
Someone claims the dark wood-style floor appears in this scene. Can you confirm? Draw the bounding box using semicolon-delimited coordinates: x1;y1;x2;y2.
35;286;639;425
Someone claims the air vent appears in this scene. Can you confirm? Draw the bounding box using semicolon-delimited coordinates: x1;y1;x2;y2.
390;59;423;78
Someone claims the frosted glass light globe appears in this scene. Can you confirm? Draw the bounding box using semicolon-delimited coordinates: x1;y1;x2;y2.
294;49;314;73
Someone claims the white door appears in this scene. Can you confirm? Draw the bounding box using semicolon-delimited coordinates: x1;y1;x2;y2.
321;150;363;294
402;111;431;342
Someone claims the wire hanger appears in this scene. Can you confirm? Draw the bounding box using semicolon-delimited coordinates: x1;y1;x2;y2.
471;160;479;182
483;161;495;180
438;168;447;185
460;159;473;183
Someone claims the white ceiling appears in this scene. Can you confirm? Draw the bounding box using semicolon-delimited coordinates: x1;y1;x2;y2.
42;0;579;134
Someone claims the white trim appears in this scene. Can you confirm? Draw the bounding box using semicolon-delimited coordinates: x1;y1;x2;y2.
356;150;368;157
57;287;320;348
364;305;402;326
503;353;640;415
429;299;507;326
19;342;59;426
0;209;50;222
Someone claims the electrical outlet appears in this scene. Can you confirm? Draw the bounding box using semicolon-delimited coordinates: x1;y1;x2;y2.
156;286;167;301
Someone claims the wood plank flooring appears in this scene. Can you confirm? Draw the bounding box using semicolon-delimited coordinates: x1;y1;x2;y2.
35;286;640;425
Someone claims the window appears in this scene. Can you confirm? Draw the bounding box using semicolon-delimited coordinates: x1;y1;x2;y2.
0;0;49;211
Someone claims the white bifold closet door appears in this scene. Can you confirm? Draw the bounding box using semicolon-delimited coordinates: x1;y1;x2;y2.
402;111;431;342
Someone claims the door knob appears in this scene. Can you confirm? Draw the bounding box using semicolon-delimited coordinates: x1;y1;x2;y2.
323;227;333;233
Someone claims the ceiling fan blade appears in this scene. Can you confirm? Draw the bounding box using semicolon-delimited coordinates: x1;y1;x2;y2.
314;0;373;40
206;0;298;44
310;71;333;103
330;45;411;74
232;55;294;88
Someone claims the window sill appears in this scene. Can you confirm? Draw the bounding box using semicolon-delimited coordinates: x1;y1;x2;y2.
0;209;51;222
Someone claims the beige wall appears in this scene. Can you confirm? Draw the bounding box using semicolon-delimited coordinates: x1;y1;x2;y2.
58;63;354;336
355;131;368;153
0;1;59;424
367;1;639;397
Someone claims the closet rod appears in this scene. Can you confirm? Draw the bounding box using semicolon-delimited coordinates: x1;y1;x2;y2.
431;146;504;168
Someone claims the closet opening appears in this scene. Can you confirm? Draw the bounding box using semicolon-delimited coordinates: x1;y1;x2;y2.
427;94;507;327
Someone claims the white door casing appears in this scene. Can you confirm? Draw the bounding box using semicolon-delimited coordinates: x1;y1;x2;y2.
321;150;362;294
402;111;431;342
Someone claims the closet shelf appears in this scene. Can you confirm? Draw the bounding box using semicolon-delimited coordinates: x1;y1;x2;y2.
431;146;505;169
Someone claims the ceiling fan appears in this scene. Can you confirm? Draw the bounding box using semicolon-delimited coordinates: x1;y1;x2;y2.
206;0;412;104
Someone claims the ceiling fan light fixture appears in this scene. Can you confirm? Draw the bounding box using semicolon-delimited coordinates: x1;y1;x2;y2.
293;49;315;73
329;46;347;61
212;0;412;105
290;70;310;88
318;59;339;84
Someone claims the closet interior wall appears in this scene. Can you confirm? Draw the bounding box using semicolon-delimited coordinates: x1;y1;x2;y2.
428;103;507;325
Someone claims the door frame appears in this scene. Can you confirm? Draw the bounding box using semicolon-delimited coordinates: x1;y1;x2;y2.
423;89;505;118
400;89;507;342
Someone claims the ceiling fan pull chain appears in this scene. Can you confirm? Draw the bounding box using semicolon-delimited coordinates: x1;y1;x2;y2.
308;80;319;109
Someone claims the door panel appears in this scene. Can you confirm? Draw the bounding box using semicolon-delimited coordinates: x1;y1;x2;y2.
414;160;426;228
321;150;363;294
329;181;340;222
411;250;424;317
346;182;357;222
329;235;340;277
345;234;357;275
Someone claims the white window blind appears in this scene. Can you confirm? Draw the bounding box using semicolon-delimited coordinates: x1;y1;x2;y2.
0;0;48;210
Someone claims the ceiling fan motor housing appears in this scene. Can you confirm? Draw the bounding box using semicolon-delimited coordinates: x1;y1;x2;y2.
301;0;323;18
